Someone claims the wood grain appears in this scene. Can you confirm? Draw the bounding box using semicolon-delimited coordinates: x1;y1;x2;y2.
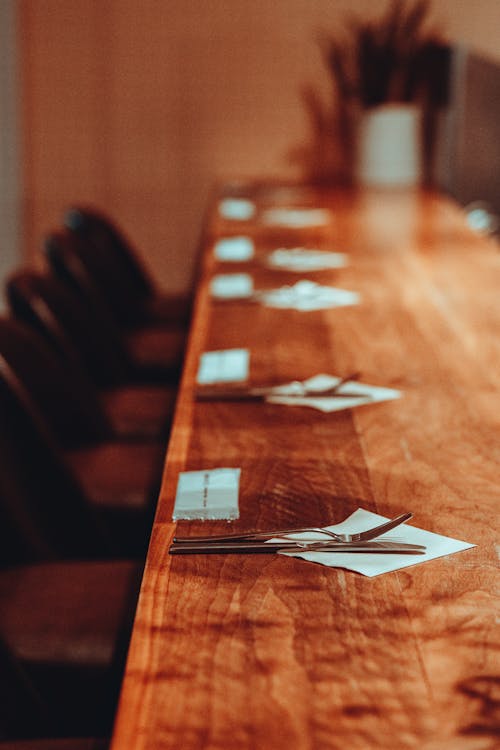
111;187;500;750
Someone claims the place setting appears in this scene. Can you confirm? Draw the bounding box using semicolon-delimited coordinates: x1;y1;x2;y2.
196;351;401;413
264;246;347;272
217;198;334;229
210;274;360;311
169;468;475;577
213;235;348;273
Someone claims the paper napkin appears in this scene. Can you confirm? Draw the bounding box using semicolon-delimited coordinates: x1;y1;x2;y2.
266;247;347;272
261;207;333;228
277;508;475;577
173;468;240;521
210;273;254;299
197;349;249;384
214;236;255;262
259;280;359;311
218;198;256;221
266;374;401;413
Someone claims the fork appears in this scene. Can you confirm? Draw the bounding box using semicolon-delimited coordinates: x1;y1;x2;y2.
172;512;412;545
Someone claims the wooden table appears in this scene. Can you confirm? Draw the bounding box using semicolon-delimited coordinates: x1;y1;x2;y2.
111;186;499;750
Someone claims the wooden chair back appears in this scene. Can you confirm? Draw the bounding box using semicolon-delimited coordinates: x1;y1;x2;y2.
6;269;132;388
0;316;113;449
0;635;51;740
63;207;152;327
0;365;111;564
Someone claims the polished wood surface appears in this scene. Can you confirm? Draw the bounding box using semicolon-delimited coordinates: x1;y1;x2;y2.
111;187;499;750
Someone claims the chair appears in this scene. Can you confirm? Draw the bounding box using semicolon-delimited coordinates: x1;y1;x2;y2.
0;355;160;558
0;364;110;563
5;269;178;439
0;740;106;750
46;228;187;378
0;742;105;750
0;318;113;450
63;205;192;328
0;634;50;740
0;560;141;739
0;369;145;735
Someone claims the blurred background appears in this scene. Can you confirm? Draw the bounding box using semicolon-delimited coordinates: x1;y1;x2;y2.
1;0;500;298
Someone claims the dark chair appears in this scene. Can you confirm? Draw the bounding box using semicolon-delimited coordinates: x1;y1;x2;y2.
0;317;113;450
0;369;144;736
5;269;178;439
0;355;160;558
0;740;106;750
45;228;187;378
0;634;50;740
0;559;141;739
0;363;111;564
63;206;192;328
0;741;105;750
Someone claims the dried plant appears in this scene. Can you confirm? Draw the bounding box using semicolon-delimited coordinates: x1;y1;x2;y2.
289;0;446;184
321;0;437;109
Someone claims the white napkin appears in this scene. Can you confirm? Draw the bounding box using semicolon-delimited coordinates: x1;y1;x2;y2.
277;508;475;576
259;280;359;311
210;273;254;299
197;349;249;384
214;236;254;262
173;468;240;521
218;198;256;221
261;207;333;227
266;247;347;272
266;374;401;413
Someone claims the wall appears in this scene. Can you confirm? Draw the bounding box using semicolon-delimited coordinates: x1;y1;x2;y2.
0;0;21;307
18;0;500;293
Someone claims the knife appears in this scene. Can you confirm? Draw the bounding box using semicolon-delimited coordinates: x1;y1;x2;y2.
169;541;425;555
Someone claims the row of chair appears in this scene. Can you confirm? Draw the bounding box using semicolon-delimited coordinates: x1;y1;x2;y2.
0;208;191;746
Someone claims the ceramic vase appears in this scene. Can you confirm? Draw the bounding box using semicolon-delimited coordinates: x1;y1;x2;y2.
355;104;423;187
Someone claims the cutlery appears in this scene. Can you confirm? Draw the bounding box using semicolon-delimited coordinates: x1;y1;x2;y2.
196;372;363;402
173;512;412;545
169;540;425;555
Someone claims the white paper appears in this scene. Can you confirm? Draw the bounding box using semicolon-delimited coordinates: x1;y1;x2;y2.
214;236;255;262
266;247;347;272
210;273;254;299
261;207;333;228
258;280;360;311
266;373;401;413
173;468;241;521
197;349;249;384
218;198;256;221
278;508;475;577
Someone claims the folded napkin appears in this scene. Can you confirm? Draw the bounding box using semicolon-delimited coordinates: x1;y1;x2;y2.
218;198;256;221
259;280;359;311
214;236;254;262
210;273;254;299
173;468;241;521
261;207;333;227
266;374;400;412
197;348;250;384
266;247;347;272
278;508;475;576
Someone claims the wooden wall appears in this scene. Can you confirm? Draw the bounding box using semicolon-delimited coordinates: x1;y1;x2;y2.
17;0;500;293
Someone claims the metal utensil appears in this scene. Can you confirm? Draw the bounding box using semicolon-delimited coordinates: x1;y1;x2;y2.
169;540;425;555
196;372;363;402
173;512;412;545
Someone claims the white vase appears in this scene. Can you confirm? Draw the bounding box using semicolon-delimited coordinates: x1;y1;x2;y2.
355;104;423;187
